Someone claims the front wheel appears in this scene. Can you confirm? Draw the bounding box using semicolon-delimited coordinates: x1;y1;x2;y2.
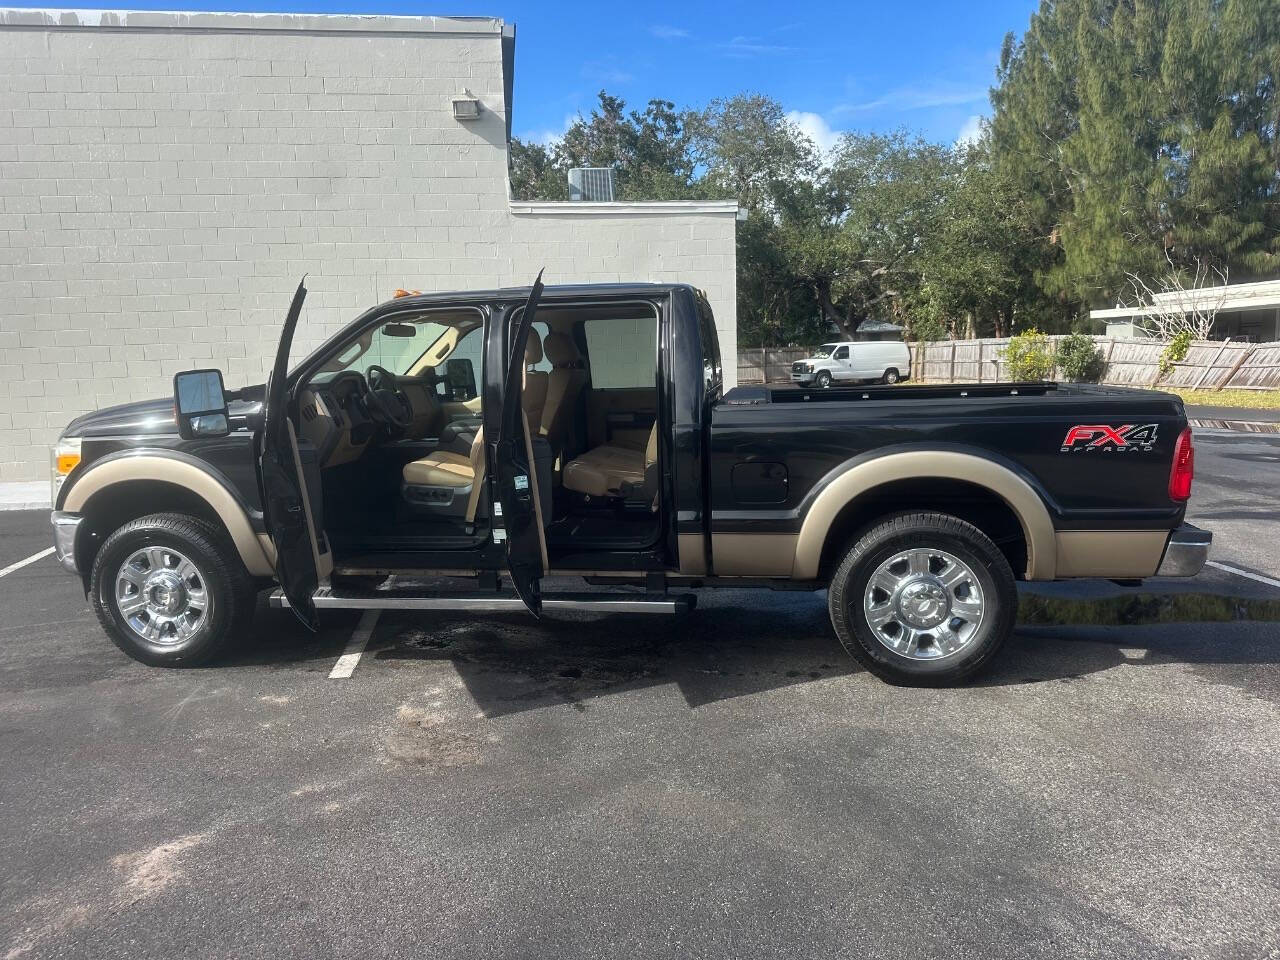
89;513;256;667
814;370;832;388
827;512;1016;685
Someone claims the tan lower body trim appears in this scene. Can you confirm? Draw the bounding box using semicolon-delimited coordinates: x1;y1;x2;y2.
678;533;706;575
63;455;275;577
1054;530;1168;579
711;533;797;577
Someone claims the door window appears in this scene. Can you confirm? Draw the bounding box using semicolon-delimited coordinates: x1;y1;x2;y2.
833;345;850;360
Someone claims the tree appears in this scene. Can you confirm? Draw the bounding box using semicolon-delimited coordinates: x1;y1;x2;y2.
777;132;953;340
990;0;1280;306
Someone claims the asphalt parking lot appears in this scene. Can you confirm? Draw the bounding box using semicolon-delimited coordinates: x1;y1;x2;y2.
2;429;1279;959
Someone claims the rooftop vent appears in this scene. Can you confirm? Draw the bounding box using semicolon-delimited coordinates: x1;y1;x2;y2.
568;167;616;202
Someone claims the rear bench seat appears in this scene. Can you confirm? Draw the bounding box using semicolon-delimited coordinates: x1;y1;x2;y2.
562;423;657;500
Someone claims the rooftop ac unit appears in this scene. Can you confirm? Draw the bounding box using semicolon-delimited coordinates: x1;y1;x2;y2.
568;167;616;202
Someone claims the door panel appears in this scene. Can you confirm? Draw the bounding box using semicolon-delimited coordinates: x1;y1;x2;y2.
259;279;321;628
487;274;548;614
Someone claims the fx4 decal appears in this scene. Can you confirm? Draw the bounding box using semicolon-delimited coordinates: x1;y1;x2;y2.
1060;423;1159;453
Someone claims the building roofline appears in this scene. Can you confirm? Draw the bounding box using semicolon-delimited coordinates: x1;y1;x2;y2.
0;8;506;35
509;200;740;217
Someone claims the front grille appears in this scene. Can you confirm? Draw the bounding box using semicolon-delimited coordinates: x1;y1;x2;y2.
792;362;806;373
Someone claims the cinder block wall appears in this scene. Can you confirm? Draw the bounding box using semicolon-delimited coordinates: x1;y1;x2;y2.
0;10;737;482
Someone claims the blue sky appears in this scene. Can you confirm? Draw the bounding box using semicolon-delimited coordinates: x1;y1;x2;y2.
45;0;1041;148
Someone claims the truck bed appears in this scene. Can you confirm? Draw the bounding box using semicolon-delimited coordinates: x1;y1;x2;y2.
723;381;1172;405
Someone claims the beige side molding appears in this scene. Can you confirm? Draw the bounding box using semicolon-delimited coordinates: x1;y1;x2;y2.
791;451;1057;581
62;455;276;577
1054;530;1166;578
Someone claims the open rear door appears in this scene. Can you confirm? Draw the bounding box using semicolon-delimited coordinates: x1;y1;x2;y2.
258;279;320;629
488;272;548;615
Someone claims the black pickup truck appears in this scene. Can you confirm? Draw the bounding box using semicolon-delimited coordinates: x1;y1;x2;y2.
49;279;1209;684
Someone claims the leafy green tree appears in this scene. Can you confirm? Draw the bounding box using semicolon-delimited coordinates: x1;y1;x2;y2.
776;132;953;340
990;0;1280;305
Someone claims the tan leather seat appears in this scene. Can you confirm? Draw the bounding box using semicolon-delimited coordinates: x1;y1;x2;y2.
562;423;658;500
523;329;548;435
539;331;588;457
401;427;486;521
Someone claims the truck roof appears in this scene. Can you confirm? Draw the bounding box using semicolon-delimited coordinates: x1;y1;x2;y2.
382;282;698;310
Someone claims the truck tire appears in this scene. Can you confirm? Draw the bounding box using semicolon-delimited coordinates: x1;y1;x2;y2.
882;368;900;384
828;512;1016;685
815;370;832;388
89;512;256;667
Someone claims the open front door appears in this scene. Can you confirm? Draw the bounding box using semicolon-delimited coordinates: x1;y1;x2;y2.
488;272;548;615
258;279;320;629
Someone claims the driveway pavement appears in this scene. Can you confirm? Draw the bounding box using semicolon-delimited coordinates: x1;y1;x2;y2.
1;432;1278;959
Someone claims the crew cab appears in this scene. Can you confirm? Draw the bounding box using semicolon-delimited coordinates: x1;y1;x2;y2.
49;279;1210;684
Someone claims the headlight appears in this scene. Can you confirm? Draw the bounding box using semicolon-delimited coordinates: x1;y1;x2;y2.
805;364;814;373
51;437;81;503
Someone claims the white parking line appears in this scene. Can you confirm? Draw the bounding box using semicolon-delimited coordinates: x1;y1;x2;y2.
1206;560;1280;591
329;609;380;679
0;547;54;579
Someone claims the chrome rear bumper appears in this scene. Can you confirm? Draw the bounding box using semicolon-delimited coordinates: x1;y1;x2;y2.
1156;524;1212;578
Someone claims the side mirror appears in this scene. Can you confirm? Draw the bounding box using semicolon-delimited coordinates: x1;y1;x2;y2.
173;369;231;439
444;357;477;401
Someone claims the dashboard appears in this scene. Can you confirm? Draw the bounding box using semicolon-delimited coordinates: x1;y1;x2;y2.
298;370;445;468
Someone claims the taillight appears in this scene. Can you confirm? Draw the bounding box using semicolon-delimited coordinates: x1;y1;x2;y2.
1169;427;1194;501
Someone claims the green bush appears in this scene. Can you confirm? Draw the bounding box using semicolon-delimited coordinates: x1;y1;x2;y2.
1002;330;1056;380
1055;333;1105;382
1159;330;1193;378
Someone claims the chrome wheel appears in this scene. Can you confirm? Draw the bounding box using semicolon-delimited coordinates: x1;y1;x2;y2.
861;547;984;660
114;546;211;646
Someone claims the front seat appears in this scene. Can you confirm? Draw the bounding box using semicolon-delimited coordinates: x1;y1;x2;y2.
539;331;588;459
401;426;486;521
523;329;548;435
561;422;658;504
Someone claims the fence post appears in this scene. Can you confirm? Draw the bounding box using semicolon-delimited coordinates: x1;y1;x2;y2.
949;341;957;383
1194;338;1232;390
1103;339;1116;384
1217;345;1257;391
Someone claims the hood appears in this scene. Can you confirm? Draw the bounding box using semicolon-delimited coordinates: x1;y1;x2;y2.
61;387;265;439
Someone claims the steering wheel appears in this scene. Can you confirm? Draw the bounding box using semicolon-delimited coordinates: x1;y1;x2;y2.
363;365;411;430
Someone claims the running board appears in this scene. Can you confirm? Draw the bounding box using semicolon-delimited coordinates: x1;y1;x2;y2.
269;586;694;615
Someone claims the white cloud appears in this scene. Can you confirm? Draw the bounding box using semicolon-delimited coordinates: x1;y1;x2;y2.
786;110;843;154
956;114;985;147
518;113;578;148
835;85;988;114
650;24;689;39
719;35;795;57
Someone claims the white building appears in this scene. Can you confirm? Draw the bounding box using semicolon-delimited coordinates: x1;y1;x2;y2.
1091;278;1280;342
0;9;738;481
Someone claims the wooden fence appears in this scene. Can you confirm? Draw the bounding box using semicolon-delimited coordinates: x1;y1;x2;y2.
736;337;1280;391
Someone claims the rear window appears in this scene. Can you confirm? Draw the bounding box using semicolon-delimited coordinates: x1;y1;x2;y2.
583;316;657;389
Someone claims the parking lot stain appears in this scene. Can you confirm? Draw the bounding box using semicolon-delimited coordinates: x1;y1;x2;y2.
113;833;209;902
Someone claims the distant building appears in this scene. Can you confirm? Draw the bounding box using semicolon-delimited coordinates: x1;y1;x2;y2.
1091;279;1280;342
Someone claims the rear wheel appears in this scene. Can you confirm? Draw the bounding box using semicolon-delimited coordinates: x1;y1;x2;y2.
828;512;1016;685
815;370;832;388
882;367;900;384
90;513;256;667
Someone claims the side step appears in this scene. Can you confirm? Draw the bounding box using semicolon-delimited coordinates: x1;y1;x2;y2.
269;586;694;615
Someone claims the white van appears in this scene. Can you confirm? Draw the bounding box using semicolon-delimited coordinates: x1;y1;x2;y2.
790;340;911;387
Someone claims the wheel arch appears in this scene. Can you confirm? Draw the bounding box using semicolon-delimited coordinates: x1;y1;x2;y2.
63;454;275;579
793;451;1056;581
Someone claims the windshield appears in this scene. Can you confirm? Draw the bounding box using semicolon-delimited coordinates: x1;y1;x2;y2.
311;310;478;382
812;343;839;359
